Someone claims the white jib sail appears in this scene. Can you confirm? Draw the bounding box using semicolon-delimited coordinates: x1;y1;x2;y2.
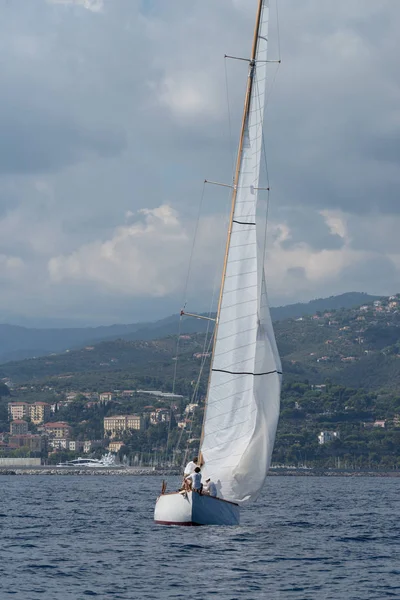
200;0;282;505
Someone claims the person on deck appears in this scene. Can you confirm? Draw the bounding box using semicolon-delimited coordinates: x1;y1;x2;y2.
184;466;202;493
183;457;198;477
203;478;217;497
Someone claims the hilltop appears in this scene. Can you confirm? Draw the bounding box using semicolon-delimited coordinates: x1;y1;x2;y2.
0;293;399;392
0;292;378;364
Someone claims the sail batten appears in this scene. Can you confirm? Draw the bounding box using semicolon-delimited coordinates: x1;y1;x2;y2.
200;0;282;505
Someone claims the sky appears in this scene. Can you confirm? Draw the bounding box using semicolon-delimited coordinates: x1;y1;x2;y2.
0;0;399;327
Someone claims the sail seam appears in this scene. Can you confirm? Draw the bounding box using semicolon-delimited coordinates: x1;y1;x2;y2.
226;256;257;264
203;410;257;438
225;269;257;279
204;398;254;418
212;368;283;376
205;387;253;407
232;220;256;225
216;312;257;326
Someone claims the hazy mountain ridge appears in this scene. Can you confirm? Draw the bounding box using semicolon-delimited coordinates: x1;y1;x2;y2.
0;292;379;364
1;292;398;392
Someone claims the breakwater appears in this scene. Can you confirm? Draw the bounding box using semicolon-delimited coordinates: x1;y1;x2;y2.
0;467;180;476
1;467;399;476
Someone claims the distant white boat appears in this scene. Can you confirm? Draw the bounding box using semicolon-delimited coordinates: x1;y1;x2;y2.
56;453;118;468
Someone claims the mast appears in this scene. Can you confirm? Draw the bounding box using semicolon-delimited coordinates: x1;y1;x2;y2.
199;0;265;460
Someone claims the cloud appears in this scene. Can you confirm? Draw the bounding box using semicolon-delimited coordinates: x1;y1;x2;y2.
0;104;125;175
0;0;399;324
48;205;226;299
47;203;400;310
47;0;104;12
0;255;24;282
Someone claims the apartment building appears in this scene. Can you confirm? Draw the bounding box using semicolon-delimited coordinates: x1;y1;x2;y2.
8;402;29;421
83;440;105;453
318;431;340;445
108;441;125;452
43;422;72;439
9;434;44;452
99;393;113;403
30;402;51;425
10;420;29;435
149;408;170;425
103;415;143;438
48;439;84;451
8;401;50;424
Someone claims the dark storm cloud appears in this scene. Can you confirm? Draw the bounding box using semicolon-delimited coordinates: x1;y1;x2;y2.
279;209;344;251
0;0;399;324
0;102;125;174
340;255;399;296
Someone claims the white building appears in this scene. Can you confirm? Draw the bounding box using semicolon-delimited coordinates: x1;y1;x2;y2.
83;440;105;453
49;439;84;451
149;408;170;425
137;390;183;399
318;431;340;445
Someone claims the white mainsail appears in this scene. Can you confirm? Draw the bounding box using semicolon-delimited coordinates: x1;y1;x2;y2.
200;0;282;504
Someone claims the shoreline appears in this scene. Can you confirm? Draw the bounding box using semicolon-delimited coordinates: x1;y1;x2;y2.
1;467;399;477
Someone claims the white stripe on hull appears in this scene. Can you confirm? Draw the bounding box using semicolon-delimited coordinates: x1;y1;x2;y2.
154;491;240;526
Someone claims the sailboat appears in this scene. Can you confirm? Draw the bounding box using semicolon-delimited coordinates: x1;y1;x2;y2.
154;0;282;526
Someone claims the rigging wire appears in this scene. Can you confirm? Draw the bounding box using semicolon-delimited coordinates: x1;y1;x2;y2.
224;56;236;181
181;204;229;465
170;179;207;399
275;0;282;63
260;62;280;275
165;180;207;465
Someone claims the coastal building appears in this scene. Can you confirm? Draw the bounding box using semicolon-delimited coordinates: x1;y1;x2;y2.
9;434;44;452
108;441;125;452
318;431;340;445
149;408;170;425
99;393;114;403
48;439;84;451
363;420;386;429
103;415;143;438
193;352;211;359
30;402;51;425
136;390;183;399
8;402;29;421
43;422;72;439
8;401;51;424
10;420;29;435
83;440;105;453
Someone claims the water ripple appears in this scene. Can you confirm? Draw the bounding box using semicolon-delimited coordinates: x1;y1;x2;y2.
0;475;399;600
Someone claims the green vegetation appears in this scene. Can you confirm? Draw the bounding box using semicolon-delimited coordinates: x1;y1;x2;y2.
273;382;400;468
1;294;400;467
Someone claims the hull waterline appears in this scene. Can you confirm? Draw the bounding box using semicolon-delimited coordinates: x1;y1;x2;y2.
154;491;240;526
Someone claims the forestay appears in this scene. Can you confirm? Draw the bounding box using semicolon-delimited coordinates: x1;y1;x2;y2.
200;0;282;504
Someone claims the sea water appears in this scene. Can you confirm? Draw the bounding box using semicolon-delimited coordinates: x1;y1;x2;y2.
0;475;399;599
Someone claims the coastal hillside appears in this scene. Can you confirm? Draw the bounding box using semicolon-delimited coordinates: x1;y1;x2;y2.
0;292;378;363
1;294;400;469
1;293;399;392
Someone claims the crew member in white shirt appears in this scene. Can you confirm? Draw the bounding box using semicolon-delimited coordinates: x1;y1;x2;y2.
184;466;202;492
183;457;198;476
203;478;217;497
